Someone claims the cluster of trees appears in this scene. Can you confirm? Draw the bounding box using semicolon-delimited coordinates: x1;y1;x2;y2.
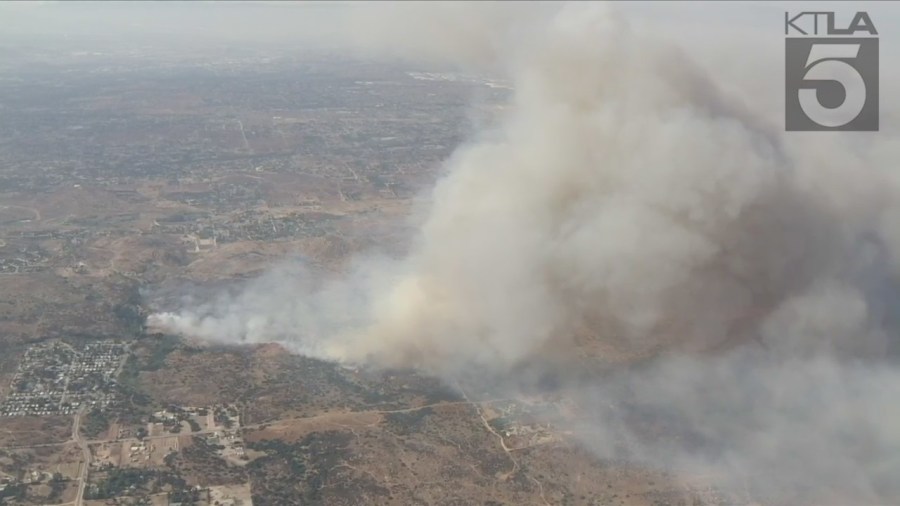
47;473;68;503
85;468;194;502
149;406;203;434
213;407;236;429
81;407;111;439
384;407;434;436
247;431;355;505
86;468;154;499
0;483;27;503
172;436;248;487
113;281;145;335
0;474;68;504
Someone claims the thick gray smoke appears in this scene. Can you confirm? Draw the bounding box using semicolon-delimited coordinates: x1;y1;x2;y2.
149;3;900;503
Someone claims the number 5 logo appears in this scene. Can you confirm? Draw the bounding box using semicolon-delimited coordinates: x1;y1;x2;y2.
785;38;878;131
798;44;865;127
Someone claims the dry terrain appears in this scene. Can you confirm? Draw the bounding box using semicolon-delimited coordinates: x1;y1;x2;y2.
0;40;750;506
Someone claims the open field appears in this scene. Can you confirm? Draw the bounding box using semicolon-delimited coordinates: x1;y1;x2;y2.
207;483;254;506
240;401;727;506
0;416;73;447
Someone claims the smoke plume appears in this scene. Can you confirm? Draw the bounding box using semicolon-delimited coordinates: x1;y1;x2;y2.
149;3;900;503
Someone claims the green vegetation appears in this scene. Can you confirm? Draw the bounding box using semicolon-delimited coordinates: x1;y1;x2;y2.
245;431;387;506
213;406;238;429
85;467;193;501
46;473;68;503
0;483;27;502
488;416;514;433
0;449;34;479
112;280;146;335
87;468;150;499
113;303;143;334
112;354;154;427
142;334;180;372
81;407;111;439
113;334;183;426
384;407;434;436
167;436;247;487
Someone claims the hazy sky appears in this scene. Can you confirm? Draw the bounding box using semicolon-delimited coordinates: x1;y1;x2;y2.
2;1;897;50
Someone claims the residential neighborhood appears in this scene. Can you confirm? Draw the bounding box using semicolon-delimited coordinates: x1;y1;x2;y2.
0;341;128;417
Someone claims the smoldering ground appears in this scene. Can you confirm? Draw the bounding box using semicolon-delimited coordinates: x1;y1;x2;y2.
149;2;900;503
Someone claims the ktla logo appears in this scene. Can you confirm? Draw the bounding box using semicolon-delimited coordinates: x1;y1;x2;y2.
785;11;879;131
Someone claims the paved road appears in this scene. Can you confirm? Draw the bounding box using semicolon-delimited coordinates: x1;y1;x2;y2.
72;408;89;506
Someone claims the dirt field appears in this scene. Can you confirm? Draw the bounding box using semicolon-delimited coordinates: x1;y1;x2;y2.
243;410;383;444
0;443;84;480
0;415;73;447
148;436;179;466
238;400;736;506
105;421;120;441
206;483;254;506
148;422;167;437
90;441;124;468
91;438;176;469
84;492;169;506
24;480;79;505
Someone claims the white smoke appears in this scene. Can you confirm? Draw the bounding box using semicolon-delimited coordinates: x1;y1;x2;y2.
149;2;900;503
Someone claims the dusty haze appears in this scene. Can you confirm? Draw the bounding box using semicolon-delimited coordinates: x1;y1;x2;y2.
148;2;900;503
